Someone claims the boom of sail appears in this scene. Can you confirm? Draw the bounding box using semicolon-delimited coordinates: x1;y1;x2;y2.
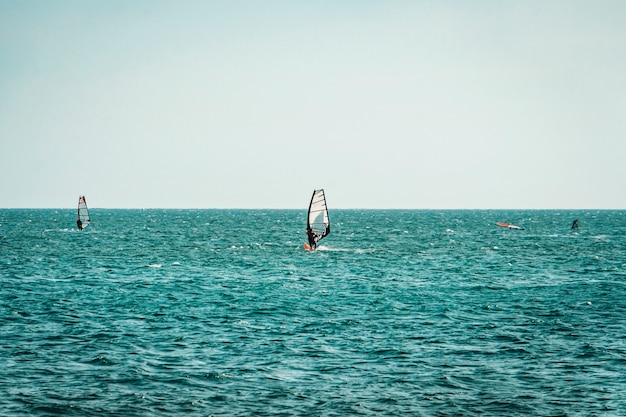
77;195;90;231
305;189;330;250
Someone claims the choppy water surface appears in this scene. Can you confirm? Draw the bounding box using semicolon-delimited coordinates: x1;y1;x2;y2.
1;209;625;416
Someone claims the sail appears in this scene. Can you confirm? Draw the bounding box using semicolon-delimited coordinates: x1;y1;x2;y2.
77;195;90;231
496;221;523;230
305;189;330;249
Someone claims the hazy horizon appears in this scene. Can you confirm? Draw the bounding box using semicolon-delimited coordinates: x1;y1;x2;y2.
1;205;621;211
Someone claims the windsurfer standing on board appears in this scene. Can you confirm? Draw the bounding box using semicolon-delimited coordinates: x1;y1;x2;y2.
307;227;318;250
77;218;83;231
572;219;579;230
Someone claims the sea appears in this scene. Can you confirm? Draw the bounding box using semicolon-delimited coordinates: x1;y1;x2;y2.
1;209;625;416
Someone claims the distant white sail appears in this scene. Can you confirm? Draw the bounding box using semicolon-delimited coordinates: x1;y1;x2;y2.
77;196;90;231
496;221;524;230
305;189;330;250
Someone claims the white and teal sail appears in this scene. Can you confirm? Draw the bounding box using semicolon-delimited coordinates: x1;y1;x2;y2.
77;195;90;231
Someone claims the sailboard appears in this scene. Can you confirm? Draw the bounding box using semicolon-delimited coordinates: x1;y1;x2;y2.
496;221;524;230
304;189;330;251
77;195;90;231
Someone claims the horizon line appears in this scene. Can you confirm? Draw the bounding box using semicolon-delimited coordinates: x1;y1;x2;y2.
1;207;623;211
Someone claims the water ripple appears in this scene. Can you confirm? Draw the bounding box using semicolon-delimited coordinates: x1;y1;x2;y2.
1;209;625;415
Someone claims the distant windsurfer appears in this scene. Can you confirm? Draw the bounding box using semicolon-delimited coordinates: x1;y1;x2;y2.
572;219;579;230
306;227;318;250
77;218;83;231
305;189;330;251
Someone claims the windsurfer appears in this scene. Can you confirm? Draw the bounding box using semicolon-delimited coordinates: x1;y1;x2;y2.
572;219;579;229
77;218;83;231
307;227;317;250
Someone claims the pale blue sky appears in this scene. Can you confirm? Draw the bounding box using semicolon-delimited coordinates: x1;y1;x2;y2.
1;1;625;209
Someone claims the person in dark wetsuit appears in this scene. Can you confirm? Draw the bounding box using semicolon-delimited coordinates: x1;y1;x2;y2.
307;227;317;250
77;218;83;231
572;219;579;230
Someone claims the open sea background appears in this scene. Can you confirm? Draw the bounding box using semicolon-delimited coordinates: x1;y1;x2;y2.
1;208;625;416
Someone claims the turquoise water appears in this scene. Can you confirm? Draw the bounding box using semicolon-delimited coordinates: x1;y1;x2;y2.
1;209;625;416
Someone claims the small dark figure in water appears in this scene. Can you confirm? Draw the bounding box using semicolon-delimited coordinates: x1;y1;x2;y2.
77;218;83;231
572;219;579;230
307;227;317;250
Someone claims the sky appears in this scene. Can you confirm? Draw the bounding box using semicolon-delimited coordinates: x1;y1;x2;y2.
1;1;625;209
